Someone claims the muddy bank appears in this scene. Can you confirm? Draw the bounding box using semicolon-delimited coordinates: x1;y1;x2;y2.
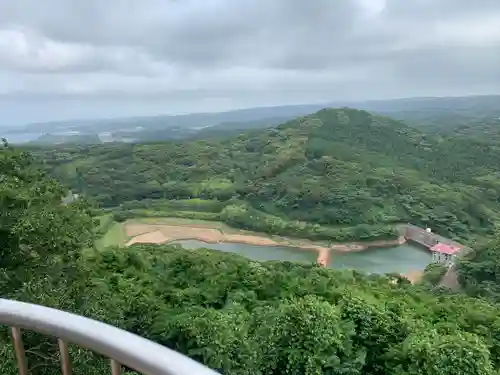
402;270;424;284
331;236;406;252
125;221;407;267
125;222;329;265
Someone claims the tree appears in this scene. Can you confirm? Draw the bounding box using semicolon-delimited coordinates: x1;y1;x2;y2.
153;303;259;375
32;108;500;242
1;142;97;375
339;292;409;375
389;330;493;375
1;141;94;297
458;238;500;301
253;295;365;375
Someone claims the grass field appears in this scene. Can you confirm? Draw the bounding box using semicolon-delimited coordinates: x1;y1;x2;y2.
95;222;128;249
95;217;244;249
95;213;114;231
129;217;242;233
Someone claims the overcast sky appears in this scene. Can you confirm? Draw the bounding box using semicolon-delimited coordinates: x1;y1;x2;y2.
1;0;500;125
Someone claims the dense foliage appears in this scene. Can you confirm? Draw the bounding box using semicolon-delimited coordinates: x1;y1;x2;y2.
0;140;101;374
0;140;94;296
420;263;448;286
80;244;500;375
458;238;500;301
30;108;500;242
4;135;500;375
6;233;500;375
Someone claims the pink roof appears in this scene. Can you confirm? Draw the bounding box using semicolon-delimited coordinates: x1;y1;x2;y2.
430;243;461;255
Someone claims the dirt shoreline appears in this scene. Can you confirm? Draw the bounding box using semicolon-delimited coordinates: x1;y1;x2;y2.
124;221;408;267
403;270;424;284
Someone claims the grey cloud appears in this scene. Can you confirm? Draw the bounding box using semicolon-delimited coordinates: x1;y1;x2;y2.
0;0;499;124
383;0;500;19
0;1;408;68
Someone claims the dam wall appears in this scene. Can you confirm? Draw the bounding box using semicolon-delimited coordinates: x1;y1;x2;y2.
398;224;471;254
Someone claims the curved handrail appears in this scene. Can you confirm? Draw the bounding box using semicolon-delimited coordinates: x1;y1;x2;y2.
0;298;219;375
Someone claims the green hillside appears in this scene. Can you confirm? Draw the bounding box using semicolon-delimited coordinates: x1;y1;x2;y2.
30;108;500;242
4;123;500;375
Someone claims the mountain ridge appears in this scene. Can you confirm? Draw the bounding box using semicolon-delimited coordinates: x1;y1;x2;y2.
5;94;500;144
30;107;500;242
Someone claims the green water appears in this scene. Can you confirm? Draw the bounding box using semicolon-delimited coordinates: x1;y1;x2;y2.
328;244;432;274
173;240;318;263
172;240;432;274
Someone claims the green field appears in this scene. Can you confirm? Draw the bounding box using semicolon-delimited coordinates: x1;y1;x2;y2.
130;217;238;233
95;222;128;249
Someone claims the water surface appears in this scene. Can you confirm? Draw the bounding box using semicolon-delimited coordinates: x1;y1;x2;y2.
173;240;432;274
173;240;318;263
1;132;41;144
328;244;432;274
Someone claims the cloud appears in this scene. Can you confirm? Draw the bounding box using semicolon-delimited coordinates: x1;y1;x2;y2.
0;0;499;124
0;26;167;75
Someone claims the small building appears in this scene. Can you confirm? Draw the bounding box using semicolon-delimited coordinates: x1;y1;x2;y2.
61;191;79;205
430;243;461;266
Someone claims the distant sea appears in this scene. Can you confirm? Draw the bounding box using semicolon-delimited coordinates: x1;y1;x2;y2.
1;132;42;144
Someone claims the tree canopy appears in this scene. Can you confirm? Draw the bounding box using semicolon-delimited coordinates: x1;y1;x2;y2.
29;108;500;243
4;108;500;374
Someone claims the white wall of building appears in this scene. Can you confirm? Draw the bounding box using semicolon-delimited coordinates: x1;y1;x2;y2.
432;252;456;266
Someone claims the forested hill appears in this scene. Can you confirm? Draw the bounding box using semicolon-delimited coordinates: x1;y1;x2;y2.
30;108;500;242
7;135;500;375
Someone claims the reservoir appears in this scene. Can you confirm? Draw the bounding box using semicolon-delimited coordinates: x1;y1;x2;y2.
173;240;318;263
328;243;432;274
173;240;432;274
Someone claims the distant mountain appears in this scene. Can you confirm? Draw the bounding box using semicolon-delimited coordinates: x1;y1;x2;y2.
356;95;500;133
2;103;327;145
29;133;102;145
5;103;327;134
4;95;500;145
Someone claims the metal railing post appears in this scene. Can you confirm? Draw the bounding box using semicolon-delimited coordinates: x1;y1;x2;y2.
58;339;72;375
111;359;121;375
11;327;28;375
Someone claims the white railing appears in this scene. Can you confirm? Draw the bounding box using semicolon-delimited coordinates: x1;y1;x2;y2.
0;299;219;375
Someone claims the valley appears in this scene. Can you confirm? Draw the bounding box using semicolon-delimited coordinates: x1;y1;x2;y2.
95;216;438;279
36;104;489;283
31;106;500;245
5;100;500;375
22;104;496;286
4;1;500;373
